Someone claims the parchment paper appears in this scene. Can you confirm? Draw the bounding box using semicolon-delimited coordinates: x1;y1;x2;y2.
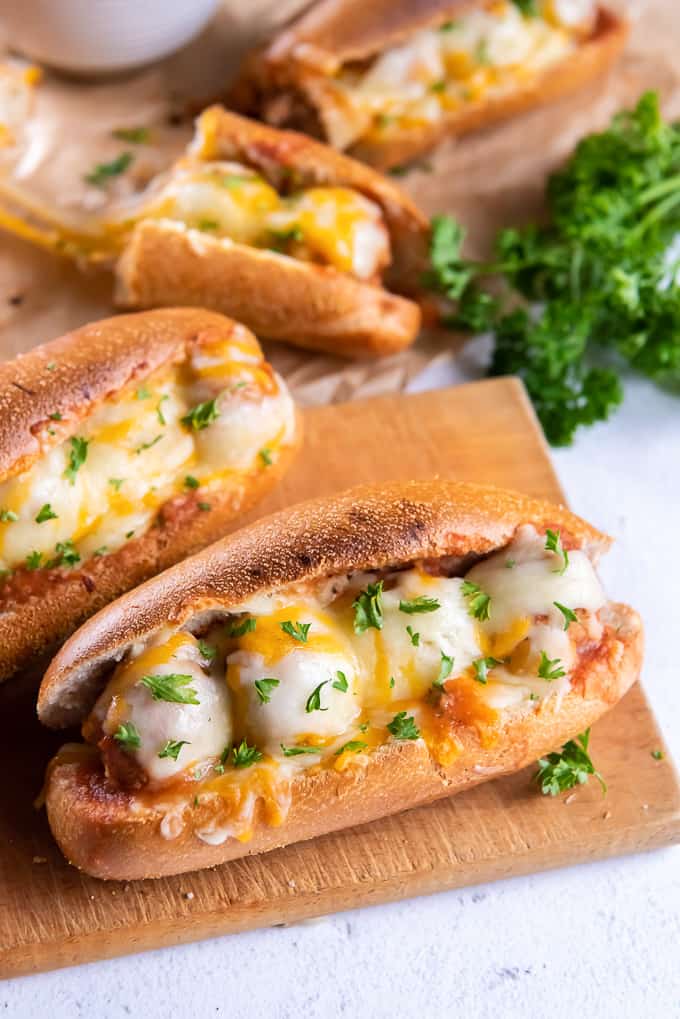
0;0;676;406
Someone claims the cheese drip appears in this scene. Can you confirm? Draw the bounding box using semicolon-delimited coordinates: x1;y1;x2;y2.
0;323;295;571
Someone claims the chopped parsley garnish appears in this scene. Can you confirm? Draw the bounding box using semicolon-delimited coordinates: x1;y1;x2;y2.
387;711;420;741
46;362;56;371
439;19;457;31
181;399;219;431
93;546;108;557
35;503;57;523
332;671;348;692
222;174;256;189
135;434;162;454
231;740;264;768
280;743;322;756
254;677;280;704
269;225;304;250
398;595;440;614
538;651;566;681
64;436;88;484
512;0;538;16
335;740;368;756
259;447;273;466
430;80;446;93
135;384;151;400
198;502;211;512
184;475;200;489
389;676;395;688
280;620;311;643
109;477;125;491
52;540;80;567
406;625;420;646
140;673;199;704
545;529;569;574
114;721;141;750
226;616;256;638
434;651;454;687
461;580;491;621
534;728;606;796
158;739;190;761
505;559;516;569
305;680;329;713
156;395;168;425
554;601;578;630
85;151;133;187
198;218;219;231
112;126;150;144
125;530;135;540
198;639;216;661
25;550;42;570
472;656;503;685
49;411;62;421
651;749;665;760
352;580;384;634
0;509;18;522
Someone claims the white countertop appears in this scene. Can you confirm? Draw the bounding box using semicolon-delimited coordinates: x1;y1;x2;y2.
3;350;680;1018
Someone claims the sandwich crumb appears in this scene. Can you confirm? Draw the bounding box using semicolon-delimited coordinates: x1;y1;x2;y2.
32;855;47;864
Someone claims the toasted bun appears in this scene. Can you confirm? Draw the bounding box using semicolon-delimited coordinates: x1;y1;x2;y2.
229;5;628;171
116;220;421;358
40;480;641;880
0;308;299;684
40;480;609;727
45;599;641;880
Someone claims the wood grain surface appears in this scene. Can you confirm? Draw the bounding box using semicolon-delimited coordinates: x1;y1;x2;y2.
1;379;678;979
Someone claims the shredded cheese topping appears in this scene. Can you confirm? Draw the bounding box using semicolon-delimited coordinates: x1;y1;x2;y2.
83;525;607;843
0;324;295;573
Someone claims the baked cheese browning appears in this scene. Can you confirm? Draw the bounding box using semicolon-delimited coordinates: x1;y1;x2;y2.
135;161;391;282
0;324;295;575
296;0;599;150
79;523;612;843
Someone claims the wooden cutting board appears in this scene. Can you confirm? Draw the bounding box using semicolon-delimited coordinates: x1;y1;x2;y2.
1;378;678;979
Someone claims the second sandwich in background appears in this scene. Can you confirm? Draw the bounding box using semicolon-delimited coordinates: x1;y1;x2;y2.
0;307;299;684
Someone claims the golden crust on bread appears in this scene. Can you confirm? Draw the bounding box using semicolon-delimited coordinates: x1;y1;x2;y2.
229;4;628;171
38;479;610;728
116;220;422;358
0;308;300;685
44;602;642;881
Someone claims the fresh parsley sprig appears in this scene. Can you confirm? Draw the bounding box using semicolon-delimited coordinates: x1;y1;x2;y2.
387;711;420;740
352;581;384;634
140;673;200;704
534;728;606;796
461;580;491;621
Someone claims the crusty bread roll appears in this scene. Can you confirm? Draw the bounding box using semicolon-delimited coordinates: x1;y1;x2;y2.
228;1;628;170
39;480;642;880
0;307;299;684
115;106;427;356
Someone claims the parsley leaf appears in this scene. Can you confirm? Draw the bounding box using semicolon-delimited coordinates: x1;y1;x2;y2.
461;580;491;621
335;740;368;755
85;151;133;187
226;616;256;638
399;595;440;614
259;447;273;466
434;651;454;687
25;550;42;570
198;639;216;661
554;601;578;630
387;711;420;741
332;671;348;692
0;509;18;522
181;399;219;431
352;581;384;634
51;539;80;567
114;721;141;750
231;740;264;768
406;625;420;646
280;743;322;756
534;728;606;796
305;680;329;713
538;651;566;680
254;677;279;704
158;739;190;761
64;436;88;484
35;503;57;523
112;126;150;144
545;528;569;574
140;673;200;704
280;620;311;643
184;475;200;489
472;656;503;684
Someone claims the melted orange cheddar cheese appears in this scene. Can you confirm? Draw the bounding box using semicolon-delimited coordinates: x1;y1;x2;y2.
0;325;295;574
82;524;608;846
318;0;597;148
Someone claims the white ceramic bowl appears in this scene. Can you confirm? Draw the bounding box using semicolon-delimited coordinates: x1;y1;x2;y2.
0;0;220;74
